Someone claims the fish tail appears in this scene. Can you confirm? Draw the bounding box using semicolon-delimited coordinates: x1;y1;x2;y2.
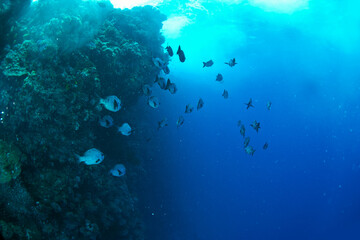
75;154;82;163
203;62;206;68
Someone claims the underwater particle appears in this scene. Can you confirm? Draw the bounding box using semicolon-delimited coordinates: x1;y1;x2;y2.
0;140;24;184
157;118;168;130
166;45;173;56
240;124;246;137
177;45;186;62
216;73;223;82
77;148;104;165
245;98;254;109
185;104;194;113
267;101;272;110
203;60;213;68
154;76;166;89
100;95;121;112
118;123;132;136
250;120;261;133
244;137;250;148
110;164;126;177
197;98;204;110
222;89;229;99
99;115;114;128
263;142;269;150
245;146;256;156
142;84;152;96
165;79;177;94
147;96;159;108
225;58;237;67
176;116;184;128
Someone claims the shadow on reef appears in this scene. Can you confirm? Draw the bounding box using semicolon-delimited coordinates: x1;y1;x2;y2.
0;0;167;239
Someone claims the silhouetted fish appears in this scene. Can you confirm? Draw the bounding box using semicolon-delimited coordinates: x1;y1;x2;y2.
244;137;250;148
166;45;173;56
158;118;168;130
165;79;177;94
245;146;255;156
142;84;152;96
203;60;213;68
245;98;254;109
197;98;204;110
266;101;272;110
185;104;194;113
225;58;237;67
177;45;186;62
148;96;159;109
216;73;223;82
154;76;166;89
250;120;261;132
99;115;114;128
176;116;185;128
222;89;228;99
263;142;269;150
240;124;245;137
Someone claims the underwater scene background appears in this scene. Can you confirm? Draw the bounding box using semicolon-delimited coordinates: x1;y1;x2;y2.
0;0;360;239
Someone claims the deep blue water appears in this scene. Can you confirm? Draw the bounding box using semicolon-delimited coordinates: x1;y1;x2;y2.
137;1;360;239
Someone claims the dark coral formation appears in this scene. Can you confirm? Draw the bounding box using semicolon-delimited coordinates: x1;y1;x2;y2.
0;0;167;239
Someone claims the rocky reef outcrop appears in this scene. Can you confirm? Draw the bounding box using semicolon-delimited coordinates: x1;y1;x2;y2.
0;0;167;239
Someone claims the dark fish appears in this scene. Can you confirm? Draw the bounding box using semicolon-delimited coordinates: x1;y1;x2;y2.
177;45;186;62
245;98;254;109
176;116;185;128
250;120;261;133
263;142;269;150
185;104;194;113
147;96;160;109
203;60;213;68
225;58;237;67
154;76;166;89
216;73;223;82
197;98;204;110
158;118;168;130
99;115;114;128
237;120;242;127
266;101;272;110
245;146;255;156
163;65;170;74
152;57;170;74
244;137;250;148
240;124;245;137
222;89;228;99
166;46;173;56
165;79;177;94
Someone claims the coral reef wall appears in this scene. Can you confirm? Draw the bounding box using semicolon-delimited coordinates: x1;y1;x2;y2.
0;0;167;239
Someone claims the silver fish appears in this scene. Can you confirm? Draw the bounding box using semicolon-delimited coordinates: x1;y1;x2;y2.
100;95;121;112
250;120;261;133
165;79;177;94
142;84;152;96
110;164;126;177
147;96;159;109
245;146;255;156
154;76;166;89
158;118;168;130
77;148;104;165
266;101;272;110
185;104;194;113
118;123;132;136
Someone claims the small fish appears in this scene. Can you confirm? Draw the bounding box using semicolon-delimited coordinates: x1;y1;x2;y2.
100;95;121;112
177;45;186;62
77;148;104;165
225;58;237;67
158;118;168;130
118;123;132;136
176;116;185;128
147;96;159;109
240;124;245;137
203;60;213;68
266;101;272;110
152;58;170;74
99;115;114;128
245;146;255;156
250;120;261;132
263;142;269;150
244;137;250;148
142;84;152;96
110;164;126;177
222;89;229;99
166;46;173;56
237;120;242;127
154;76;166;89
165;79;177;94
197;98;204;110
245;98;254;109
216;73;223;82
185;104;194;113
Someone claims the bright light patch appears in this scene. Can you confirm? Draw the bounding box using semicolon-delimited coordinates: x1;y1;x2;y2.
162;16;191;39
249;0;309;13
110;0;163;9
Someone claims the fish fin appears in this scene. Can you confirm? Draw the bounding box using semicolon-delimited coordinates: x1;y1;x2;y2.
225;62;229;65
203;62;206;67
75;154;83;163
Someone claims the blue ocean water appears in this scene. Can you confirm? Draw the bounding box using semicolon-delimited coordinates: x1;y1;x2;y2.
136;1;360;239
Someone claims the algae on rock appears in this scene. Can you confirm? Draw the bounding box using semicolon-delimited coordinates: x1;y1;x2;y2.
0;140;24;184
